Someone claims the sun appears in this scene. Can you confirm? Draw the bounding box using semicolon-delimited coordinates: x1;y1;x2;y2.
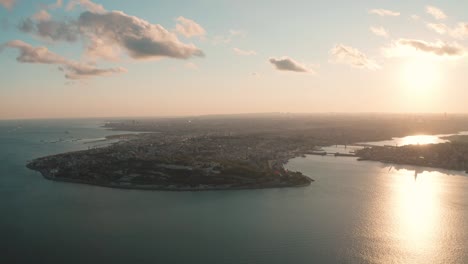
401;59;441;94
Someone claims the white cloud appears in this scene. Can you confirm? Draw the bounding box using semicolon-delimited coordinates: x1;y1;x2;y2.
330;44;380;70
370;26;389;38
175;16;206;38
426;6;447;20
4;40;67;64
233;48;256;56
67;0;106;14
369;9;400;17
28;1;62;25
2;40;126;79
0;0;15;10
33;10;52;22
15;4;206;81
427;23;448;34
411;15;421;21
78;11;204;60
84;34;121;61
269;56;315;73
426;22;468;39
19;10;205;61
451;23;468;39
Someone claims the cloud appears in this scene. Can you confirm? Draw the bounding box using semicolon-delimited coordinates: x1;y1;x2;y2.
427;23;448;34
17;19;34;33
233;47;256;56
451;23;468;39
20;0;63;29
398;39;464;56
4;40;67;64
0;0;15;10
369;9;400;17
33;10;52;22
6;1;204;81
61;63;126;80
18;10;205;61
426;6;447;20
32;0;62;18
330;44;380;70
67;0;106;14
383;39;465;58
2;40;126;79
212;30;245;45
411;15;421;21
426;22;468;39
18;18;80;42
78;11;204;60
370;26;389;38
175;16;206;38
269;56;315;73
84;34;121;61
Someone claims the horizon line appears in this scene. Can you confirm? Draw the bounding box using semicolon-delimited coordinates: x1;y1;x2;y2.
1;111;467;121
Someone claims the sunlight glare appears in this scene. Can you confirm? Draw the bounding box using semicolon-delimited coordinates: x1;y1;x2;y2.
401;59;441;95
392;169;442;256
399;135;447;146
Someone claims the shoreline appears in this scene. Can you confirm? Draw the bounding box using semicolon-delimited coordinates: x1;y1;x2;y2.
28;121;468;192
357;157;468;174
32;167;313;192
26;131;314;192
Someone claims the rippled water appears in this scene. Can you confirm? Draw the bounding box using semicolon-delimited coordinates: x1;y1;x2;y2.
287;157;468;263
1;120;467;263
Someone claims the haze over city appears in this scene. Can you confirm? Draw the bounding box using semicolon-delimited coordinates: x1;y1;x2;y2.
1;0;468;119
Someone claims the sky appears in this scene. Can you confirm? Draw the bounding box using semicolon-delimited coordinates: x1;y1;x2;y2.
1;0;468;119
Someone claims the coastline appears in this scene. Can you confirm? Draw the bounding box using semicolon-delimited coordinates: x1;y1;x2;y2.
26;131;315;192
31;167;313;192
356;141;468;174
27;119;468;192
357;157;468;174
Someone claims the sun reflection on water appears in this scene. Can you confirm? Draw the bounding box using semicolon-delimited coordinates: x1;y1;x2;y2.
392;169;442;259
362;134;451;147
399;135;448;146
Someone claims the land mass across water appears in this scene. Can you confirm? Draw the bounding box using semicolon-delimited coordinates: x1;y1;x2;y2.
27;132;313;191
356;140;468;173
27;113;468;190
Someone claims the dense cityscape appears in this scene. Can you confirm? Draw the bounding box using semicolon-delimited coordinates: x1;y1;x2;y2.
27;130;315;190
27;114;468;190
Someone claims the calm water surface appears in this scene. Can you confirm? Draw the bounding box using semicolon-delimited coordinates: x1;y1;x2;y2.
1;120;467;263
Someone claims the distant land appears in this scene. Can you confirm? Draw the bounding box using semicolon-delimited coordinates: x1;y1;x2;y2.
357;139;468;173
27;113;468;190
441;134;468;144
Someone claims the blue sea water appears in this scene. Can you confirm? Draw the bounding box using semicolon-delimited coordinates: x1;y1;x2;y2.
1;119;467;264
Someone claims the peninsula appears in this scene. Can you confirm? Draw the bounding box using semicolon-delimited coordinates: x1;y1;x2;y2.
27;114;468;190
27;132;313;191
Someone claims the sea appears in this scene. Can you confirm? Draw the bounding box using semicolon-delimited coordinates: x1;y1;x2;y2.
1;119;467;264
